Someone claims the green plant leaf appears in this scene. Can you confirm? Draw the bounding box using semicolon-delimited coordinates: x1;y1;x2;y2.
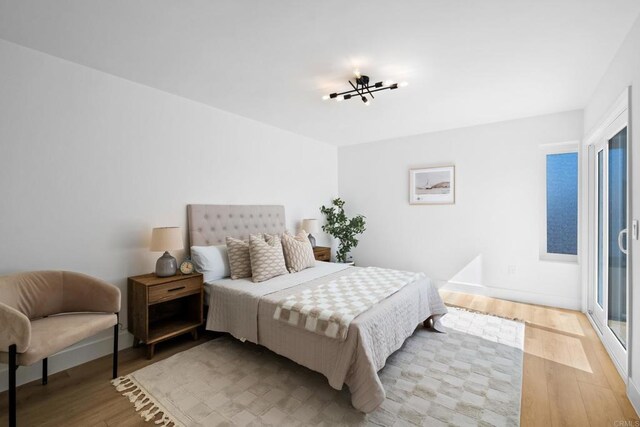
320;198;366;262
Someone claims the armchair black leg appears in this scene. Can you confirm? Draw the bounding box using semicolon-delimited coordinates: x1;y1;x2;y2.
42;358;48;385
112;313;119;379
9;344;17;427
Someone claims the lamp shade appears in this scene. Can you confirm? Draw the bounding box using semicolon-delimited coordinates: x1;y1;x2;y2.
150;227;183;252
301;219;320;234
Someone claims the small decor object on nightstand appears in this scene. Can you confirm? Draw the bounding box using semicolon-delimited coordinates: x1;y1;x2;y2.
180;259;195;275
301;218;320;247
150;227;183;277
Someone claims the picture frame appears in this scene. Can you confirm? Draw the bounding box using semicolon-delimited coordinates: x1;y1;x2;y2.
409;165;455;205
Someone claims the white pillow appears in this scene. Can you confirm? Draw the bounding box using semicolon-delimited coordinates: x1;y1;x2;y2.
191;245;231;282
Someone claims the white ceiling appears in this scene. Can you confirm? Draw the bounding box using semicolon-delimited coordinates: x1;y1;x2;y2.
1;1;639;146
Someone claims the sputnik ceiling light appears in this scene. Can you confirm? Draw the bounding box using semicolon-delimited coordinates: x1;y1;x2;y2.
322;70;408;106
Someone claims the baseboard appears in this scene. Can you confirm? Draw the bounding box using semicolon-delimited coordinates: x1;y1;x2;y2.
0;329;133;392
629;378;640;417
441;281;581;310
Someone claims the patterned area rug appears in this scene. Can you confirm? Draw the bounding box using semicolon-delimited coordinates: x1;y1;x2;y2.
113;308;524;426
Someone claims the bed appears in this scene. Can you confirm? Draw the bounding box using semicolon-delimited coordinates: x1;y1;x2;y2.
187;204;447;413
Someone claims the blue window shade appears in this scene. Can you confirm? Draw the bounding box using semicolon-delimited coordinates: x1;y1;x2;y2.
546;152;578;255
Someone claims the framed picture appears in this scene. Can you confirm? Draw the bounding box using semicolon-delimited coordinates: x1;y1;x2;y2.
409;165;455;204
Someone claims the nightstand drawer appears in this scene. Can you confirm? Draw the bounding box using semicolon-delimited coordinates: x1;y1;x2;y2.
148;277;201;304
313;246;331;262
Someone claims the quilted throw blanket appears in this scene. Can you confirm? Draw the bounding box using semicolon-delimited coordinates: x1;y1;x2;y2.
273;267;425;341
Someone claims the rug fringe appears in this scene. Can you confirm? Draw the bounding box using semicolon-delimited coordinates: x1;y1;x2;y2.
111;376;182;427
447;305;525;323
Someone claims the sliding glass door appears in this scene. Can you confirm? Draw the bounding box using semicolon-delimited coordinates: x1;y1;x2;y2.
588;111;628;373
607;126;627;348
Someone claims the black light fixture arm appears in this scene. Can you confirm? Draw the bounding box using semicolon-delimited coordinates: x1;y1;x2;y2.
348;79;370;104
330;82;397;97
324;73;406;105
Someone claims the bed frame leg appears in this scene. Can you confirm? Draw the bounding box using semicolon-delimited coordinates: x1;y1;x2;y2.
423;317;434;329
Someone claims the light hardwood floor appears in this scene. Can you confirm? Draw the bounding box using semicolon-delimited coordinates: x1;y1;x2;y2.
0;292;638;426
442;291;639;427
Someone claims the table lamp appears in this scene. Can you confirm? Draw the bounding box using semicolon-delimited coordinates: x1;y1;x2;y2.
150;227;183;277
301;219;320;248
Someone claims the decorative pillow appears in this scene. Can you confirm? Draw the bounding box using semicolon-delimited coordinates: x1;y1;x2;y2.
226;237;252;279
249;234;288;283
282;230;316;273
191;245;231;282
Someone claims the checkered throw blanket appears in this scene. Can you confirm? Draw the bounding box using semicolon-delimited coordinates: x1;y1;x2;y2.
273;267;425;341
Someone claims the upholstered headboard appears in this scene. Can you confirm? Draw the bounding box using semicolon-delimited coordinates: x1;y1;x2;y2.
187;204;286;247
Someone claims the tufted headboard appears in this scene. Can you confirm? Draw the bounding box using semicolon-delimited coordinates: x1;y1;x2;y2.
187;204;286;247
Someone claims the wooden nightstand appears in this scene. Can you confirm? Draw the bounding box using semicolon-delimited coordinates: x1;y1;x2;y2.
127;272;203;359
313;246;331;262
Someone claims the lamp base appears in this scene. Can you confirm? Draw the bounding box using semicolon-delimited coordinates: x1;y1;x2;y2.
156;251;177;277
307;234;317;248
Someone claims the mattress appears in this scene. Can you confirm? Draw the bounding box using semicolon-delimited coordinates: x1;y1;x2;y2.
204;262;447;412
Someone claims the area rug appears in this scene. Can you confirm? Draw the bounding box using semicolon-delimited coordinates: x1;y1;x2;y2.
113;308;524;426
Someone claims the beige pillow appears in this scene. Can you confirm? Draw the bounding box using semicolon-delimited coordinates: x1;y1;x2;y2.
226;234;263;279
282;230;316;273
249;234;288;283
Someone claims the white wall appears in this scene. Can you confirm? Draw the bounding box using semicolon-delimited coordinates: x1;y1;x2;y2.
583;15;640;414
0;39;337;388
339;110;584;309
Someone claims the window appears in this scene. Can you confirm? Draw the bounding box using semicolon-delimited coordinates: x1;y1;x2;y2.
540;143;579;261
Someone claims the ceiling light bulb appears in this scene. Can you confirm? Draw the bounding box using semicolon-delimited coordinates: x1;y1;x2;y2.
354;70;361;78
336;96;344;102
364;100;371;106
322;95;330;100
385;80;394;86
399;81;409;87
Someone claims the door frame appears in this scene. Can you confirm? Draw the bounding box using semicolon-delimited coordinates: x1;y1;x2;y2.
583;87;631;380
590;140;607;330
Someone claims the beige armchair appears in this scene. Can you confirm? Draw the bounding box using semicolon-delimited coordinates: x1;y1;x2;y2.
0;271;121;427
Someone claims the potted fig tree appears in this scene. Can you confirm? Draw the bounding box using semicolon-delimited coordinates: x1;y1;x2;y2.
320;198;366;264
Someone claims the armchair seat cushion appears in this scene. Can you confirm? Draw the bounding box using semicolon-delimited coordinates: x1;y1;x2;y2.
0;313;117;366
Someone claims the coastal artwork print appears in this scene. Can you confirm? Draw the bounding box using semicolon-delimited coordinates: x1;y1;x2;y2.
409;166;455;204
